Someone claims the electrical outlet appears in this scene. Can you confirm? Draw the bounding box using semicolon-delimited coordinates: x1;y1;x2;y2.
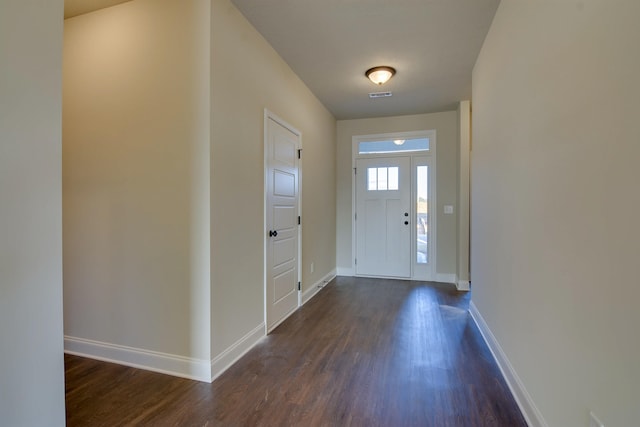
310;262;314;274
589;411;604;427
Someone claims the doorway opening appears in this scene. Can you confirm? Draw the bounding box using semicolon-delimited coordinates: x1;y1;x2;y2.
352;131;436;281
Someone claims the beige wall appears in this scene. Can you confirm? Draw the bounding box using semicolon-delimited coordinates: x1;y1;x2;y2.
63;0;335;378
211;0;336;357
472;2;640;426
0;0;66;425
336;112;458;277
64;0;212;362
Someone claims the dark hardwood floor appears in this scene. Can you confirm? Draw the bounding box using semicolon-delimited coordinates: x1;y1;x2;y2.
65;276;527;426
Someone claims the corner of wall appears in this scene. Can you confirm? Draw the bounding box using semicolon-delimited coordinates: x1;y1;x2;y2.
210;323;265;382
64;337;212;382
469;302;548;427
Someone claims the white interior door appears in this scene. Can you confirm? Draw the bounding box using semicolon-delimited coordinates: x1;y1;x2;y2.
355;157;411;278
265;115;300;333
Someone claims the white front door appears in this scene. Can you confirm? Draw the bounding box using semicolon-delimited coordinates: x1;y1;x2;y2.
355;157;411;278
265;114;300;333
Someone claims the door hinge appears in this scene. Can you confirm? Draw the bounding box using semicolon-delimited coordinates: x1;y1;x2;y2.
298;215;301;225
354;213;357;221
355;258;357;265
298;281;301;291
354;167;357;175
297;149;302;159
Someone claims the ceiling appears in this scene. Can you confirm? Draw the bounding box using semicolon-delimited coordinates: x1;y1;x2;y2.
64;0;500;120
231;0;500;120
64;0;132;19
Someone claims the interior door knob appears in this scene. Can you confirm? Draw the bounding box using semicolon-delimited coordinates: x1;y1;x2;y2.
269;230;278;237
404;221;409;225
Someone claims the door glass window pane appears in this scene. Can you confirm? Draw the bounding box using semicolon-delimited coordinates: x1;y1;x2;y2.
368;167;377;191
388;167;399;190
377;167;388;190
367;166;399;191
417;166;428;264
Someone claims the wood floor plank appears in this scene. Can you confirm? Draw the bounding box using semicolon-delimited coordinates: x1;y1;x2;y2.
65;276;527;426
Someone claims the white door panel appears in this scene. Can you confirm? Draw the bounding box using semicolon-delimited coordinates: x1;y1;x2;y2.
266;115;300;332
274;170;296;197
273;268;296;302
356;157;411;278
273;205;296;230
273;238;295;267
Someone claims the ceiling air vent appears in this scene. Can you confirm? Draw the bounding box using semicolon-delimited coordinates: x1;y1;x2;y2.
369;91;392;99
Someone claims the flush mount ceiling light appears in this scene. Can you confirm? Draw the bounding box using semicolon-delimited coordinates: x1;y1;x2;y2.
365;66;396;85
393;139;405;146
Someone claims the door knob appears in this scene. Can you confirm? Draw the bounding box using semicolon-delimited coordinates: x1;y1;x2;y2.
404;221;409;225
269;230;278;237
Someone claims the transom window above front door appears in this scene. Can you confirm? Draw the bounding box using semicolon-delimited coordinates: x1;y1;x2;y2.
358;137;429;154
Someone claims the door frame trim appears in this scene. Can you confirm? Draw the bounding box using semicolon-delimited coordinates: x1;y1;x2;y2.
263;109;302;334
351;130;437;281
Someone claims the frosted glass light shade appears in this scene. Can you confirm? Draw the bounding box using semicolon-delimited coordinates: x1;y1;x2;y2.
366;66;396;85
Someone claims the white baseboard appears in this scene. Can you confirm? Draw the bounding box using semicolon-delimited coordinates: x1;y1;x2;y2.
210;323;265;382
339;270;467;292
435;273;457;284
456;280;470;291
336;267;354;276
469;301;548;427
64;336;212;382
302;269;336;305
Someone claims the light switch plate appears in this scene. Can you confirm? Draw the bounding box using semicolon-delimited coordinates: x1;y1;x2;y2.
444;205;454;214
